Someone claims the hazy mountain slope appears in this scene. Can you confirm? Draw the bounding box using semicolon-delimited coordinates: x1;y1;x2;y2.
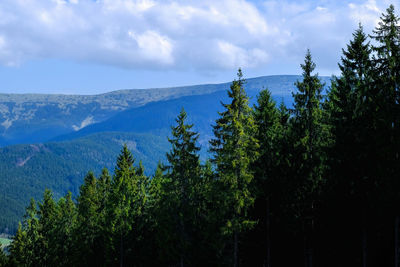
53;91;226;146
0;75;330;146
0;132;168;234
0;86;220;146
54;75;331;143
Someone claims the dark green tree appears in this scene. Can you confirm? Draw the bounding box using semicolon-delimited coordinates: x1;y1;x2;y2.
210;69;259;267
325;24;375;267
76;172;101;266
8;223;28;266
163;108;202;266
290;50;326;267
52;193;77;267
106;145;147;267
370;5;400;266
251;89;289;266
37;189;57;266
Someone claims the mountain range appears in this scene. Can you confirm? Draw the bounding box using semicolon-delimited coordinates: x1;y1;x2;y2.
0;75;331;234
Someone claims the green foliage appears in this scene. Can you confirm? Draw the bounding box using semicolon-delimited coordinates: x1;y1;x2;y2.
290;50;327;207
0;247;7;266
210;69;259;266
106;145;149;266
161;108;203;265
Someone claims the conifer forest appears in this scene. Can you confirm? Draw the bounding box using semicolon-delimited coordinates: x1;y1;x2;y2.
2;4;400;267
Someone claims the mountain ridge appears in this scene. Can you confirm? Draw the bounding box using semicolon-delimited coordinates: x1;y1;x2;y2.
0;75;330;147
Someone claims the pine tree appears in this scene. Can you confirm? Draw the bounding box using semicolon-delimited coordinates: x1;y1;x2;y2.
142;162;166;265
370;5;400;265
106;145;147;267
252;89;283;266
164;108;201;266
37;189;57;266
52;192;77;266
290;50;326;267
325;24;374;267
210;69;259;267
23;198;40;266
76;172;101;266
370;4;400;178
8;223;28;266
97;168;112;264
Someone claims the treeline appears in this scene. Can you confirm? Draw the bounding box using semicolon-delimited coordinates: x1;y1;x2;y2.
1;5;400;267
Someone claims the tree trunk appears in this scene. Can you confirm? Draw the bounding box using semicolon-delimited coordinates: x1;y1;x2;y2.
265;197;271;267
234;231;238;267
395;215;399;267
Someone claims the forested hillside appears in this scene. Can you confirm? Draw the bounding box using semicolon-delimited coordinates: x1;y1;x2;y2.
0;132;168;234
1;4;400;267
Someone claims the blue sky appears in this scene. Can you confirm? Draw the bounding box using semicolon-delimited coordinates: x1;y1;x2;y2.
0;0;398;94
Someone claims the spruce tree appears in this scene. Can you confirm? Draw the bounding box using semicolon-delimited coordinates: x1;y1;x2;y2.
252;89;285;266
210;69;259;267
52;193;77;267
370;4;400;179
23;198;40;266
76;172;101;266
8;223;28;266
164;108;201;266
37;189;57;266
96;168;111;264
106;145;147;267
370;5;400;265
290;50;326;267
325;24;374;266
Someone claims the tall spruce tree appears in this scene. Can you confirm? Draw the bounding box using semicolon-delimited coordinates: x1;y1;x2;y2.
210;69;259;267
164;108;201;267
370;5;400;266
252;88;281;266
370;4;400;177
76;172;102;266
8;198;43;267
8;223;28;266
52;193;77;267
106;145;147;267
37;189;57;266
325;24;374;267
291;50;326;267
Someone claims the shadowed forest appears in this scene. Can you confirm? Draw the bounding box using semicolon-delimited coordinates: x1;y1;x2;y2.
1;4;400;267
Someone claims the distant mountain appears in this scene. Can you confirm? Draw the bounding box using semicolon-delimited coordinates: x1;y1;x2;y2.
0;75;330;146
0;86;220;146
54;75;331;145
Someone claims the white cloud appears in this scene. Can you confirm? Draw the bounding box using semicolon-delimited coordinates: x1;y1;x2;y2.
0;0;398;73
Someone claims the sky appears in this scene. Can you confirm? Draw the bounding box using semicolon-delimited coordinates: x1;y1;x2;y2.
0;0;398;94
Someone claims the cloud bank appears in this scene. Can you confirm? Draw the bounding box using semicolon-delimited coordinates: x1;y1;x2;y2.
0;0;397;73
